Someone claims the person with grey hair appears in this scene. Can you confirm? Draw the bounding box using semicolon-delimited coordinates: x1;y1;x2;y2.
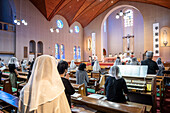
130;57;140;65
8;57;19;88
141;51;159;74
156;58;165;76
105;66;128;103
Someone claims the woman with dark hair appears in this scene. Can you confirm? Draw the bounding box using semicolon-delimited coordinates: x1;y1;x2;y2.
57;60;75;107
76;63;89;95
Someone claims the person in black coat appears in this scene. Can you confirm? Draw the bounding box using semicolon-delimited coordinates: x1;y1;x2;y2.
141;51;159;74
57;60;75;107
105;66;128;103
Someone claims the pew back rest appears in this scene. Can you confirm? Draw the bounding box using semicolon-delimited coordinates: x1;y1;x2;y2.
3;79;12;94
78;83;86;96
91;72;100;79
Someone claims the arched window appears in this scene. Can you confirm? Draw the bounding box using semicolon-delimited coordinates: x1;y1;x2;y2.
78;46;81;59
37;41;43;56
73;46;77;59
56;20;63;29
55;44;60;59
61;44;65;59
124;9;133;27
74;26;79;33
29;40;36;54
104;21;106;32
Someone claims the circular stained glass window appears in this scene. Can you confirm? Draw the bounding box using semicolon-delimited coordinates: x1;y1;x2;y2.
74;26;79;33
57;20;63;28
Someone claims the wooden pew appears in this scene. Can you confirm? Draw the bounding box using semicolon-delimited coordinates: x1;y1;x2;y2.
0;90;18;113
72;83;86;96
18;71;28;76
72;96;146;113
2;73;27;80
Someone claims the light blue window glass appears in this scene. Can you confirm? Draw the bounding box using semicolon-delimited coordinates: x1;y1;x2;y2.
74;26;79;33
57;20;63;28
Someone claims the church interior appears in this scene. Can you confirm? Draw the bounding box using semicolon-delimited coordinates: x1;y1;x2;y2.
0;0;170;113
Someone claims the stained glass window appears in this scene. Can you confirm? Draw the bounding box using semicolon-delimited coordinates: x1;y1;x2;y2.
124;9;133;27
55;44;60;59
78;46;81;59
57;20;63;28
61;44;65;59
75;26;79;33
104;21;106;32
73;46;77;59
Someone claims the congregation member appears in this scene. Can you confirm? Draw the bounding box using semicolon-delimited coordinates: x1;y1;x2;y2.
69;60;76;70
156;58;165;76
8;57;19;88
0;58;6;84
109;53;113;57
18;55;71;113
28;58;35;80
1;59;5;67
130;57;140;65
21;59;24;64
21;60;28;72
76;63;89;95
105;66;128;103
141;51;159;74
130;52;135;58
126;60;131;65
57;60;75;107
114;57;122;66
92;60;101;73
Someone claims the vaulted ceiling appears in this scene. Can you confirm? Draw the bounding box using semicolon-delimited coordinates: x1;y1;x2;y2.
30;0;170;27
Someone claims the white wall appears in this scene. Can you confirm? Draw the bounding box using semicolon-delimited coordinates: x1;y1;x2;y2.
14;0;84;61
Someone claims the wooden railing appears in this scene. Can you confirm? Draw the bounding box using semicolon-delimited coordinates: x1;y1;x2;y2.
0;21;15;32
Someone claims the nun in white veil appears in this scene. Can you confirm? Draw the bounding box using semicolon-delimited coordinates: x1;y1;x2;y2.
18;55;71;113
114;58;122;66
156;57;165;76
93;60;101;72
8;57;19;88
70;60;76;70
21;60;28;72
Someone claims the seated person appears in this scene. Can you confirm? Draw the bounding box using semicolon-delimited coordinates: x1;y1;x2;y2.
130;52;135;58
69;60;76;70
114;54;118;58
126;60;131;65
114;57;122;66
57;60;75;107
76;63;89;95
141;51;159;74
156;58;165;76
130;57;140;65
21;60;28;72
18;55;71;113
8;57;19;88
92;60;101;73
105;66;128;103
109;53;113;57
1;59;5;67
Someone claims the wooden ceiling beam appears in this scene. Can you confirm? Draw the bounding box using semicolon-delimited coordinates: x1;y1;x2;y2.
47;0;65;21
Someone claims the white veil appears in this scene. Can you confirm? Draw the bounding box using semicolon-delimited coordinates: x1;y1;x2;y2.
19;55;65;111
70;60;76;69
93;60;101;72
